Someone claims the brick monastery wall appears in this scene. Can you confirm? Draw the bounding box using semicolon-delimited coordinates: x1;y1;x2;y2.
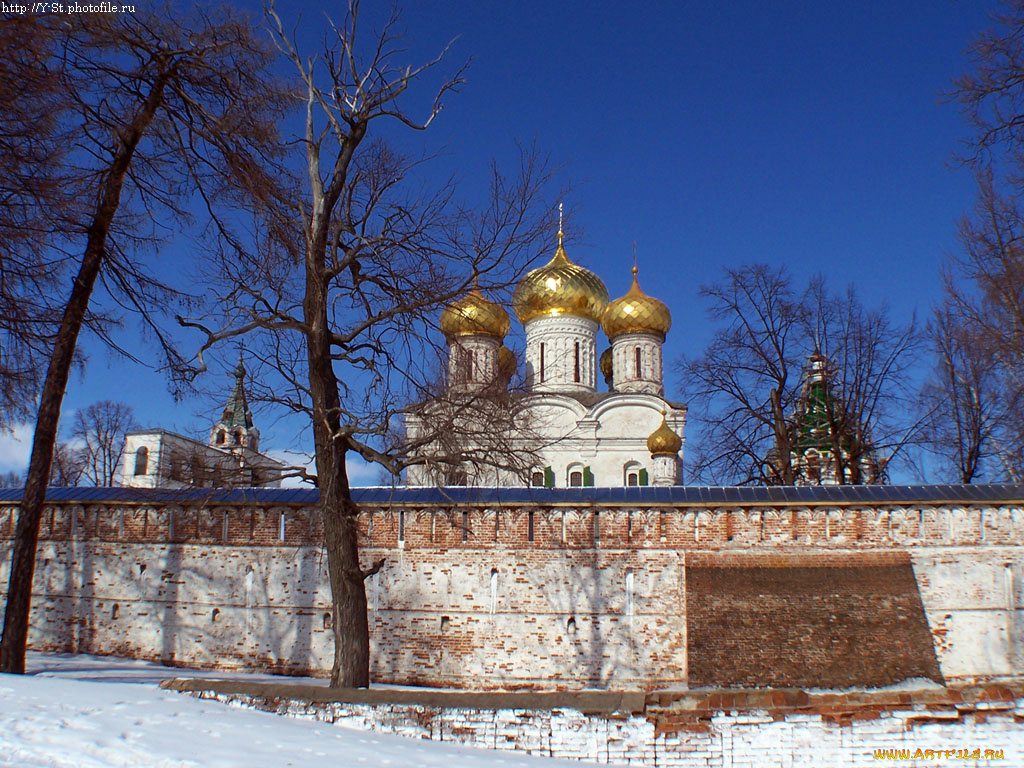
1;500;1023;689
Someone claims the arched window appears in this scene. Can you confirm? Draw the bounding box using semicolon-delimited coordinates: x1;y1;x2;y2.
624;461;642;487
568;463;584;487
634;347;642;378
530;470;545;487
133;447;148;476
216;430;226;445
233;431;242;445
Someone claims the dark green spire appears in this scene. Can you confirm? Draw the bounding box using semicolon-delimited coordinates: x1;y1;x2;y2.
219;355;253;430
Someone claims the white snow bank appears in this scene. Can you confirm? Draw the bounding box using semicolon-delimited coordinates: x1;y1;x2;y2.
1;654;601;768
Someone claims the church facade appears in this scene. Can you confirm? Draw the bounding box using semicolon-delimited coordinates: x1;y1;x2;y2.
406;216;686;489
120;359;284;489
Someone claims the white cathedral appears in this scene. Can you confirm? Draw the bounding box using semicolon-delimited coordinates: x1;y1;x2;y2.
405;215;686;488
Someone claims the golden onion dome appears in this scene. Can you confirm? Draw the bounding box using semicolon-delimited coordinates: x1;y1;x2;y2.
440;284;510;339
512;227;609;324
647;413;682;456
498;345;517;378
601;266;672;340
599;347;613;381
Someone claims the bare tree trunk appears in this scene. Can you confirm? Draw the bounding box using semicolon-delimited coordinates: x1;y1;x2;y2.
0;71;170;674
769;386;794;484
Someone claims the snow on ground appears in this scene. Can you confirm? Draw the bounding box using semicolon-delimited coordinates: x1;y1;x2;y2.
1;653;605;768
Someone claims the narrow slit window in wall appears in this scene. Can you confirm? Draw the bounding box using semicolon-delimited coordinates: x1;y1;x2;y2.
528;510;535;542
398;510;405;543
489;568;498;615
574;341;580;382
540;343;545;382
278;511;286;541
462;510;469;542
634;347;642;377
625;568;634;617
594;511;600;544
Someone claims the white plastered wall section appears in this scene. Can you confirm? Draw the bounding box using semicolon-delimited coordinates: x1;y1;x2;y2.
516;394;685;487
913;545;1024;680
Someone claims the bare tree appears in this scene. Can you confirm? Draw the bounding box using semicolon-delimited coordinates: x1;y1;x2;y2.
808;281;919;484
1;7;284;674
71;401;137;486
50;443;85;487
926;4;1024;482
920;305;1001;482
680;266;917;485
679;264;808;485
954;0;1024;179
0;15;69;426
0;472;23;489
928;176;1024;480
182;2;555;687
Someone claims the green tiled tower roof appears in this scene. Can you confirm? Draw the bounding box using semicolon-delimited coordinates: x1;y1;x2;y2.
219;357;253;430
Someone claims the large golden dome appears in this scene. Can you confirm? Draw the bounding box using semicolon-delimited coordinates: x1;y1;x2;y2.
512;229;609;324
602;266;671;340
647;413;682;456
440;284;510;339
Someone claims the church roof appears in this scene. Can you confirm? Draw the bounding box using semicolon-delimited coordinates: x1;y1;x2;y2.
3;484;1021;507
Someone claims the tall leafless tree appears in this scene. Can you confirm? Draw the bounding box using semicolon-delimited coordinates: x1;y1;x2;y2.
0;15;69;426
807;281;919;484
71;401;138;486
680;266;918;485
919;304;1001;482
678;264;808;485
939;0;1024;480
181;2;555;687
0;7;285;674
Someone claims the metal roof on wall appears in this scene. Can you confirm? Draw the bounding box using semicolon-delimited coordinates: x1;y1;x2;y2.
0;484;1022;507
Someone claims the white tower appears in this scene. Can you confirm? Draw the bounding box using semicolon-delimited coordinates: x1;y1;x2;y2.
602;266;671;396
512;208;609;394
440;279;511;393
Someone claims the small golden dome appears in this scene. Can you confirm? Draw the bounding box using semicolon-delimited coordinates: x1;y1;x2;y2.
440;284;510;339
602;266;671;340
498;345;517;378
512;227;609;324
599;347;613;380
647;413;682;456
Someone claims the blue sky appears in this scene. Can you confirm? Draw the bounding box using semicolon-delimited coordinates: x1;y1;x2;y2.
0;0;1001;483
